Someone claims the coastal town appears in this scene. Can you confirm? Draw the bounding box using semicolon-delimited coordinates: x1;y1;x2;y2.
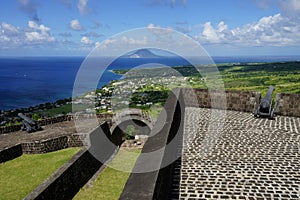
1;61;300;127
0;67;196;126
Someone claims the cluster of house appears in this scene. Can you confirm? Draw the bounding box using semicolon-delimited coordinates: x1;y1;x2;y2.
69;74;206;114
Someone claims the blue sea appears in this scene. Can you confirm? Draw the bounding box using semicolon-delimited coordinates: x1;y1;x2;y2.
0;55;299;111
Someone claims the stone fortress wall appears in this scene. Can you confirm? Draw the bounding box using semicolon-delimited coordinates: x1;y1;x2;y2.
0;113;112;135
182;88;300;117
276;93;300;117
1;88;300;199
24;122;113;200
0;122;113;200
0;133;86;163
1;89;299;163
182;88;260;112
121;88;300;199
1;89;299;135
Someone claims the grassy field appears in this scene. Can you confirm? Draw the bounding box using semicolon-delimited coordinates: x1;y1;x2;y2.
178;62;300;96
0;148;81;200
218;62;300;95
74;149;141;200
37;103;90;117
27;61;300;118
113;61;300;95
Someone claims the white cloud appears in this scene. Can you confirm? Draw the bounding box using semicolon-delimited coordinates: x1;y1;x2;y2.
26;32;45;42
25;20;55;43
28;20;50;33
147;23;156;29
81;36;93;45
0;22;21;47
95;38;116;49
195;13;300;47
28;20;38;29
77;0;90;15
69;19;84;31
0;21;55;48
95;41;101;47
93;36;150;52
202;22;219;42
121;36;148;45
146;23;182;48
217;21;228;33
1;22;19;35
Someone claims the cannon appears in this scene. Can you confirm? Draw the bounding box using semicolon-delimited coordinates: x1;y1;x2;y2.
254;86;275;119
18;113;42;133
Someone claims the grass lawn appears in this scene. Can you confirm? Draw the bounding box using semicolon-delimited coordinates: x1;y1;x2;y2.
38;103;89;117
37;104;72;117
0;148;81;200
217;62;300;95
74;149;141;200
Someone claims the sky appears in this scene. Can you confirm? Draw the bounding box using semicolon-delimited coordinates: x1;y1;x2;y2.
0;0;300;56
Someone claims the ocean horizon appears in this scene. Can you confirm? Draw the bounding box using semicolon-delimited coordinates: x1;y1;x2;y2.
0;55;299;111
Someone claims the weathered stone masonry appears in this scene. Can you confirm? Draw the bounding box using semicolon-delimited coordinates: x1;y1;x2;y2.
276;93;300;117
121;88;300;200
0;134;85;163
181;88;261;112
24;122;115;200
0;113;112;135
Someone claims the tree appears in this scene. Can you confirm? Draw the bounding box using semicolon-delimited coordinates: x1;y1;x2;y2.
32;113;40;121
125;125;135;140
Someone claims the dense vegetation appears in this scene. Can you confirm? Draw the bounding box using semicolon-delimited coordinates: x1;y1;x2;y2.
1;61;300;126
130;90;169;106
114;61;300;94
218;61;300;95
114;61;300;100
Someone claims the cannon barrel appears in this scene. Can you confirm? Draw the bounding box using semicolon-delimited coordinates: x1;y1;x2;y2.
18;113;41;133
18;113;36;125
259;86;274;111
260;86;274;106
254;86;275;118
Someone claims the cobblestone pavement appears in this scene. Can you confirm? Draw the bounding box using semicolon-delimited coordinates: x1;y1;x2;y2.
180;107;300;200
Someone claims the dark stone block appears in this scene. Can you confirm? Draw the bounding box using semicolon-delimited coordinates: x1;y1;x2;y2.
0;144;23;163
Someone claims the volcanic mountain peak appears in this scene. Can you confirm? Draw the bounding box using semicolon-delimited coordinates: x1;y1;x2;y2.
126;49;161;58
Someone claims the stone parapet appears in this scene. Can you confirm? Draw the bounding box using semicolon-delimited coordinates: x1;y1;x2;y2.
0;113;113;135
276;93;300;117
0;144;23;163
21;136;69;154
0;134;87;163
181;88;260;113
24;122;114;200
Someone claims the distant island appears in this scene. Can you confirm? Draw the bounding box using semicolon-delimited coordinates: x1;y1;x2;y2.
123;49;162;58
1;61;300;127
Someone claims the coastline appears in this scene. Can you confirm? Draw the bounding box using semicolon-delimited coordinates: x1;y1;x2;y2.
2;59;300;113
1;56;299;111
1;59;300;127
